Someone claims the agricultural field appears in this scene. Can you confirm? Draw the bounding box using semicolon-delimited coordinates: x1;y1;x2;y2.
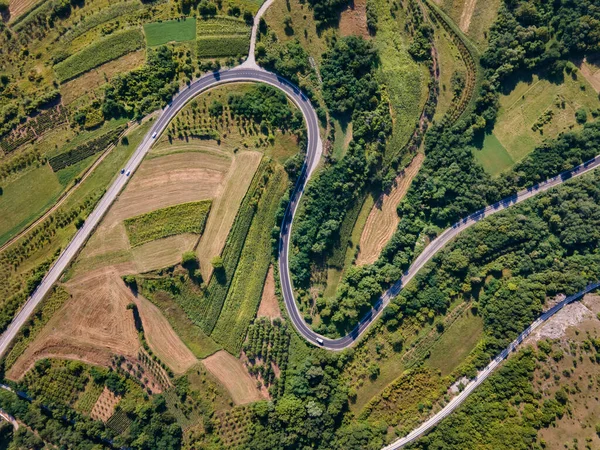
202;350;265;404
54;29;145;83
432;19;469;122
197;35;250;58
196;15;251;58
135;294;199;375
256;265;281;319
211;164;288;354
6;267;141;380
435;0;501;50
475;69;600;175
124;200;211;247
141;289;221;360
356;153;424;266
144;17;197;46
61;51;146;105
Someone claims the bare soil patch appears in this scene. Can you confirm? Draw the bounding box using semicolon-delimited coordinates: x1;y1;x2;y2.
136;295;198;374
62;51;145;105
339;0;369;39
256;265;281;319
202;350;265;405
525;294;598;344
8;267;140;380
356;153;424;265
196;151;262;281
459;0;478;32
90;387;121;422
578;57;600;93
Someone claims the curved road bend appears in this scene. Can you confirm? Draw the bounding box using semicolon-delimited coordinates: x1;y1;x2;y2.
0;67;323;359
0;55;599;450
285;155;600;350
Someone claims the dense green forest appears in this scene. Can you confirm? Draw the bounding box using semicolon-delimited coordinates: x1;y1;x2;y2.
295;0;600;335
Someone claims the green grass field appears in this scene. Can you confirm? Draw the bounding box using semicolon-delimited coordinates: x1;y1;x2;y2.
54;28;144;82
473;133;513;176
373;0;427;163
438;0;501;51
144;17;197;47
433;25;468;122
479;69;600;175
124;200;212;247
427;308;483;376
0;164;62;246
197;35;250;58
210;165;287;354
148;291;221;359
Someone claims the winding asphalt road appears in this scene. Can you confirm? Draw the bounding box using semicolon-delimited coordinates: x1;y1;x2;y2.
0;66;323;359
283;155;600;350
1;25;600;450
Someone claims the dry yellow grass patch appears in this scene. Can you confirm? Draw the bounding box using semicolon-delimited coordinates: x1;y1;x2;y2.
90;387;121;422
61;51;146;105
8;0;41;22
79;150;230;270
136;295;198;374
340;0;369;39
8;267;140;380
356;153;424;265
579;57;600;93
459;0;478;32
202;350;265;405
256;265;281;319
196;151;262;281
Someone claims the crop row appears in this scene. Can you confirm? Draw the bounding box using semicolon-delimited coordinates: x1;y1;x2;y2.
63;1;143;44
194;158;271;334
197;35;250;58
48;125;126;171
211;165;288;354
124;200;212;247
106;409;132;433
54;28;145;83
0;105;68;154
197;16;250;35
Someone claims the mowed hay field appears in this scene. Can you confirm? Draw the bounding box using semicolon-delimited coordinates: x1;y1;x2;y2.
474;70;600;176
76;147;232;275
436;0;501;50
356;153;424;266
202;350;265;405
8;0;42;22
7;267;140;380
136;295;198;374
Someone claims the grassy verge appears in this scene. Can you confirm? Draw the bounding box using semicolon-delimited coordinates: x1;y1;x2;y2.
3;286;70;369
124;200;212;247
144;17;197;46
54;28;145;83
211;164;288;354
